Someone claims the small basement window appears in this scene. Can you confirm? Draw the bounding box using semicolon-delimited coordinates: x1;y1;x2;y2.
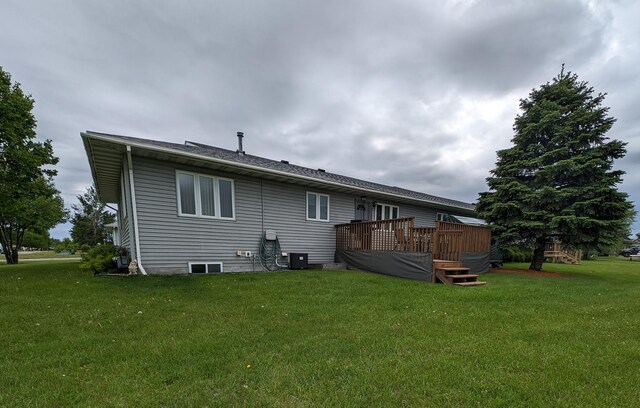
188;262;223;274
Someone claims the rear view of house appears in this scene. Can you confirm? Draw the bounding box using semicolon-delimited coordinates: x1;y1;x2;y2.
82;131;490;280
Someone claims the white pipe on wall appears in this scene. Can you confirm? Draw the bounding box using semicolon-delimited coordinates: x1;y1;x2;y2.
127;145;147;276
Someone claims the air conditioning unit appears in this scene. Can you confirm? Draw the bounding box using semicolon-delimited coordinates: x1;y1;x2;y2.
289;253;308;270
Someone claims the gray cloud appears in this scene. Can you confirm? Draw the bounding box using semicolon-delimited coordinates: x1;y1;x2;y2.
2;0;639;238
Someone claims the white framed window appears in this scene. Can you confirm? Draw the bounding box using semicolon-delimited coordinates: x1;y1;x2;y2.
189;262;223;274
307;192;330;221
176;170;235;219
437;213;454;222
374;203;399;220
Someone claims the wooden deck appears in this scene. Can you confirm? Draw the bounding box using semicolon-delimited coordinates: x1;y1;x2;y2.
335;218;491;261
544;242;582;264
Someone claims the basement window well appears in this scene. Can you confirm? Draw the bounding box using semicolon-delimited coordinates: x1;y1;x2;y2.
188;262;223;274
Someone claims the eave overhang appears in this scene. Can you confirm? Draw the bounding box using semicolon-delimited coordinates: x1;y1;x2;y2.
81;131;478;217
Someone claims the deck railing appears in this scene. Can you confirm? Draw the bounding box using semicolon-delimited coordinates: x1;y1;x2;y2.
544;242;582;264
335;218;492;260
335;217;416;252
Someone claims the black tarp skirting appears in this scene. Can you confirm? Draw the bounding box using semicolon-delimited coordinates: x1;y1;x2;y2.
460;252;491;274
337;251;491;282
336;251;432;281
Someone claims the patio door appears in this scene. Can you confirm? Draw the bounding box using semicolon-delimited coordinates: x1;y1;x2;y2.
374;203;399;221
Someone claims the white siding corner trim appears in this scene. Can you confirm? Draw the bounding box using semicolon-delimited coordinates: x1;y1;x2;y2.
127;145;147;275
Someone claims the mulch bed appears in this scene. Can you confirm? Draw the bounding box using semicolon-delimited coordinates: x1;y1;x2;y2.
490;268;564;278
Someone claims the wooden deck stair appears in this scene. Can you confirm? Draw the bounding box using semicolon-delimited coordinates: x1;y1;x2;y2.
433;260;486;286
544;243;582;264
544;250;580;264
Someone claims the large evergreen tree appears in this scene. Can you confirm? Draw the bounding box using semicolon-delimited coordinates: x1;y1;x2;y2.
0;66;67;264
70;184;116;247
477;67;634;270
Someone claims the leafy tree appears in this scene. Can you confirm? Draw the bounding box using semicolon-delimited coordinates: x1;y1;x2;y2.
70;184;116;247
0;66;67;264
21;230;51;250
54;238;77;254
477;67;634;270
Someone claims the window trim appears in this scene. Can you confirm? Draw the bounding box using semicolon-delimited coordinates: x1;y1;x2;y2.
188;261;224;274
306;191;330;222
374;203;399;221
176;170;236;220
437;212;455;222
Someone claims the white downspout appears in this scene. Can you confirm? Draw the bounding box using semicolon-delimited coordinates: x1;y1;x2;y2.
127;145;147;276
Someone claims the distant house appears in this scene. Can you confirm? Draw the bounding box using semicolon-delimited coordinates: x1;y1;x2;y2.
82;131;488;279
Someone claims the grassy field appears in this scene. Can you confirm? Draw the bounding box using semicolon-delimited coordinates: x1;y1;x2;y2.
15;251;80;260
1;258;639;407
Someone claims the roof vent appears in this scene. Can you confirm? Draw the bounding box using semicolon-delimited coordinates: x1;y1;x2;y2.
317;168;325;173
281;160;289;164
236;131;245;155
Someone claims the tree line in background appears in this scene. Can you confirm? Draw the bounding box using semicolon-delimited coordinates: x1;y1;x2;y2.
7;185;116;252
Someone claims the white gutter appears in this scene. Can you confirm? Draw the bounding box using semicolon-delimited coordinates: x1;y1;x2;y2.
83;131;476;214
127;145;147;276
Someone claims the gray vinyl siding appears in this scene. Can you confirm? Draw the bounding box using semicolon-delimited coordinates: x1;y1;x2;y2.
129;155;467;274
369;201;469;227
131;157;354;274
261;182;353;263
395;202;437;226
119;162;133;255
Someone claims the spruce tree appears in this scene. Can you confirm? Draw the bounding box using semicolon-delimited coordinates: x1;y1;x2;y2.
477;67;634;270
70;184;116;247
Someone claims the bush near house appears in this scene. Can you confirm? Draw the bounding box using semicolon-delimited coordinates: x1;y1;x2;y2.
79;244;128;275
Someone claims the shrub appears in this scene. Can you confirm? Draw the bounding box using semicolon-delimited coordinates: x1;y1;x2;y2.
54;238;77;254
80;245;128;275
503;246;532;262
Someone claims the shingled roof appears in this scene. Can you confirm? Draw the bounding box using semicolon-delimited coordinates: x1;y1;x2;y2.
82;131;476;213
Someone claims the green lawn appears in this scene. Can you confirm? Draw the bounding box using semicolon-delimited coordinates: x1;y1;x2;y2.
13;251;80;260
1;258;639;407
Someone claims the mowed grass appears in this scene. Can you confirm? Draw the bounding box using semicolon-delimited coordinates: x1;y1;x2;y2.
1;258;639;407
13;251;80;260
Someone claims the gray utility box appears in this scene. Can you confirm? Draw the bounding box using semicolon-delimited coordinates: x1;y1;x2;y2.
289;253;308;270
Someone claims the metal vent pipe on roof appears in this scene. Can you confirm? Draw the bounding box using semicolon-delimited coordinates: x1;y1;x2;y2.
236;131;245;155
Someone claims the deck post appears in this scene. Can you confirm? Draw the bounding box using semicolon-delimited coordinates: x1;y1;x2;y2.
433;221;440;260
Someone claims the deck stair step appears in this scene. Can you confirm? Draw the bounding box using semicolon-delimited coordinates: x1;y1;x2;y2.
438;267;471;273
446;274;479;279
453;281;487;286
434;266;486;287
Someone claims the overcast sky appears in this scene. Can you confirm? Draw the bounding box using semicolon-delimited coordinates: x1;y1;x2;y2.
2;0;639;239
